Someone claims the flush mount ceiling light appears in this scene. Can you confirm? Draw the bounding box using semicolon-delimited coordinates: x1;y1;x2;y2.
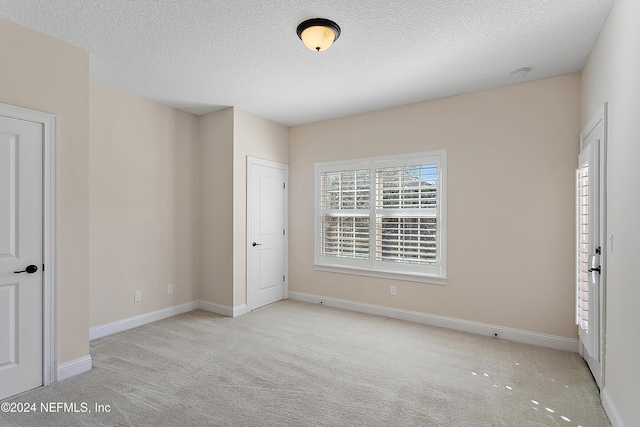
296;18;341;52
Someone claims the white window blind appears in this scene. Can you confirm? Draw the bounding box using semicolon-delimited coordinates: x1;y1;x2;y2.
320;170;370;260
576;164;590;331
376;165;438;265
315;151;446;282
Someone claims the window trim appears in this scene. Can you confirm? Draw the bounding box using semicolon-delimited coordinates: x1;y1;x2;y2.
314;150;447;284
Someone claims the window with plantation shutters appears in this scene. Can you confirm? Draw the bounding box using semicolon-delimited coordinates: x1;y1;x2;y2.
576;164;590;332
320;170;370;260
315;151;446;283
376;165;438;265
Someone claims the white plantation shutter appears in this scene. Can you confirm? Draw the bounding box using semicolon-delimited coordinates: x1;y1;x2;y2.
316;152;446;280
576;165;590;330
375;165;438;265
320;170;370;259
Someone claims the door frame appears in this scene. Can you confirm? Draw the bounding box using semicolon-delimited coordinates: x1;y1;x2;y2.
246;156;288;312
578;103;607;389
0;102;58;386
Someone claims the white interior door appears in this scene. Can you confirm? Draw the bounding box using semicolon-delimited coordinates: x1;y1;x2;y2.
247;158;287;311
576;112;605;389
0;115;43;399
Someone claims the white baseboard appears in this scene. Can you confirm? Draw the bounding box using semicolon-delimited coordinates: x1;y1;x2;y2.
288;291;579;353
199;301;247;317
89;294;578;353
601;388;625;427
90;301;200;340
233;304;247;317
90;300;244;341
199;300;233;317
57;355;92;382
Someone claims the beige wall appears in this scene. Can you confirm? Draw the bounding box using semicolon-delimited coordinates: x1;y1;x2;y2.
199;108;234;307
0;18;90;364
289;74;580;338
581;0;640;424
89;84;200;327
232;108;289;308
199;107;288;310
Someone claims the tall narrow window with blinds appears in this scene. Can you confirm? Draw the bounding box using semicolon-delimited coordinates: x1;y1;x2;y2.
575;137;600;361
576;164;590;332
315;151;446;282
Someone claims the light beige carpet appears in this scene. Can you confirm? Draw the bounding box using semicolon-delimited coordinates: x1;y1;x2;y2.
1;300;610;426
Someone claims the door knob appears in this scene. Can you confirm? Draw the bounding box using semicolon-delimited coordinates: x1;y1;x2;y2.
252;242;262;247
14;265;38;274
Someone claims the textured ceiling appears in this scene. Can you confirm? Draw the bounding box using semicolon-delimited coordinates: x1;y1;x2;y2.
0;0;614;126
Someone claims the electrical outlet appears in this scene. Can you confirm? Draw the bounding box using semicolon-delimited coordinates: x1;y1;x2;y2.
390;286;397;296
167;284;173;294
134;291;141;302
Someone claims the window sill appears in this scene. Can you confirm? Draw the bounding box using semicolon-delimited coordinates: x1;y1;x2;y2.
314;263;447;285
